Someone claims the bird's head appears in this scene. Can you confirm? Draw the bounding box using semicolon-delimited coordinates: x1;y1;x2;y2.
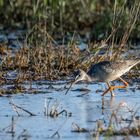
74;69;92;84
65;69;92;95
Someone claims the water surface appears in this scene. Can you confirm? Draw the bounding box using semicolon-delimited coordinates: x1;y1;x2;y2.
0;81;140;140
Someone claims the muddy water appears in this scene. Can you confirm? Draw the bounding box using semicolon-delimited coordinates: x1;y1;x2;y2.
0;81;140;140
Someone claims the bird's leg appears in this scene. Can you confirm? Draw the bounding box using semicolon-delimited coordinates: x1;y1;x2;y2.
102;77;129;97
101;82;115;97
107;82;115;97
118;77;129;87
107;77;128;90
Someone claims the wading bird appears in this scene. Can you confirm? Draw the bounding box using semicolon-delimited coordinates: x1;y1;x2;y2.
65;59;140;97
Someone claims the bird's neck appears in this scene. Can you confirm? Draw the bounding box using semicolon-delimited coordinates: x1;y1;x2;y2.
86;74;92;82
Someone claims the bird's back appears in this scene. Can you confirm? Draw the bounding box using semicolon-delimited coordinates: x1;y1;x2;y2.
87;59;140;82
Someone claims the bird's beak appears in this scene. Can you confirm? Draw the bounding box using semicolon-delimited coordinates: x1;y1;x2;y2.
65;80;74;95
73;75;80;84
65;69;87;95
65;75;82;95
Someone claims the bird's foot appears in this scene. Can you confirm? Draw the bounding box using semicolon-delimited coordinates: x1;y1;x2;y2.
102;86;115;96
102;85;128;97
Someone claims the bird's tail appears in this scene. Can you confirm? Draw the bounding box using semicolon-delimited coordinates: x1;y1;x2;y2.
131;59;140;67
135;58;140;64
125;59;140;71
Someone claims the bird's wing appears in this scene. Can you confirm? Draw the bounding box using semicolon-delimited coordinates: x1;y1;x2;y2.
99;60;139;74
98;61;117;74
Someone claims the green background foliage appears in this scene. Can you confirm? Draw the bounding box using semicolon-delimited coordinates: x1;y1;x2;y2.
0;0;139;40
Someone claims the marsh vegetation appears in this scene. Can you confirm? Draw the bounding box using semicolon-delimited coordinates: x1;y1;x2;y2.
0;0;140;139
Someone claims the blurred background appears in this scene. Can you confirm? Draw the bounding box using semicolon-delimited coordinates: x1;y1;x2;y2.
0;0;140;42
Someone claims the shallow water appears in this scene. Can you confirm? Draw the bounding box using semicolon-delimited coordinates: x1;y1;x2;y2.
0;81;140;140
0;29;140;140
